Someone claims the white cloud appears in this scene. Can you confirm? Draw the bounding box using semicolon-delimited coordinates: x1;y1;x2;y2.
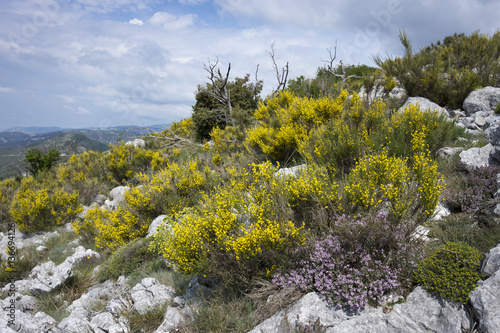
0;86;17;93
77;106;92;115
148;12;196;30
1;0;500;130
129;18;144;25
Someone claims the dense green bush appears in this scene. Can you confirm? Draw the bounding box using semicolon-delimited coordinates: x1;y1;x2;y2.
375;30;500;108
25;148;61;176
414;242;485;304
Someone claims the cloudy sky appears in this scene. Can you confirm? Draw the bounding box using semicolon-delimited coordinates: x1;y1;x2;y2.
0;0;499;131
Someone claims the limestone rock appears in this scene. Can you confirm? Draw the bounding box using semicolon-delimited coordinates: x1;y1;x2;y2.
125;138;146;148
275;164;307;177
485;124;500;145
90;312;129;333
147;215;168;237
153;306;186;333
470;269;500;333
248;287;469;333
437;147;463;159
463;86;500;115
481;242;500;276
131;278;176;315
398;97;449;117
68;280;128;312
58;307;93;333
459;144;495;171
104;186;130;210
248;292;351;333
432;202;451;221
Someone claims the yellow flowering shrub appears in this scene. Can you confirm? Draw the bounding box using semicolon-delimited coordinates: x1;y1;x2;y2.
56;151;111;204
74;205;147;252
246;90;348;161
344;126;443;219
169;117;194;139
385;103;460;157
210;126;246;154
150;161;304;277
10;177;81;232
344;150;413;217
298;96;388;172
105;142;157;184
284;164;340;211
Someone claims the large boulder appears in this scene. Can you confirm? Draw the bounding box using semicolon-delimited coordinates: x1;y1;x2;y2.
459;144;496;171
275;164;307;177
470;269;500;333
104;186;130;210
398;97;449;117
147;215;169;237
131;278;176;315
248;287;469;333
463;86;500;115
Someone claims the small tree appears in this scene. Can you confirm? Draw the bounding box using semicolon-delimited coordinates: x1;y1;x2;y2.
192;68;262;141
24;148;61;176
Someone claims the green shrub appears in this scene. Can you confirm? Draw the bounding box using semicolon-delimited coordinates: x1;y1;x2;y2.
495;103;500;114
97;238;156;281
414;242;485;304
24;148;61;176
429;213;500;254
0;178;18;230
375;30;500;108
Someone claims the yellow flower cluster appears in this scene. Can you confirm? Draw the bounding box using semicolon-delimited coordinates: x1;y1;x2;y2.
246;90;349;160
345;150;412;216
105;142;165;183
169;117;194;138
150;161;304;273
10;177;81;232
284;164;340;210
75;205;147;252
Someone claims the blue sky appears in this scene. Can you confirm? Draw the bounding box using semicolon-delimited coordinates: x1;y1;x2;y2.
0;0;499;131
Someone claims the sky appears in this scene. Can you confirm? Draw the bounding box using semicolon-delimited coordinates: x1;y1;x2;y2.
0;0;499;131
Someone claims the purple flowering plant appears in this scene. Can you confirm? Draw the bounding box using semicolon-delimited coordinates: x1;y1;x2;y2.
272;212;423;311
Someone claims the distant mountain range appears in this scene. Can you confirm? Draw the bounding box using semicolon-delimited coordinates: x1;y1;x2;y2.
0;124;169;179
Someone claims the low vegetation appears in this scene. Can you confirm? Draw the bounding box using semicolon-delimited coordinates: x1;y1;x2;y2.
1;30;499;332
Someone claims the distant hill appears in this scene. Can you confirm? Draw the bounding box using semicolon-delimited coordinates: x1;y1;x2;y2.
0;124;169;150
0;124;169;179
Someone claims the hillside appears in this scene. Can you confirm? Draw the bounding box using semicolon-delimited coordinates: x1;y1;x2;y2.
0;133;108;179
0;124;169;179
0;32;499;333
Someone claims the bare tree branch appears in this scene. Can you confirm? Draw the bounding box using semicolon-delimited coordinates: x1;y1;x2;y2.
203;58;234;126
267;42;289;94
321;40;338;73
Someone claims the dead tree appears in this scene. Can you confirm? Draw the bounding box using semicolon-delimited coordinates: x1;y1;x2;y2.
204;58;234;126
322;41;360;85
267;42;289;94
